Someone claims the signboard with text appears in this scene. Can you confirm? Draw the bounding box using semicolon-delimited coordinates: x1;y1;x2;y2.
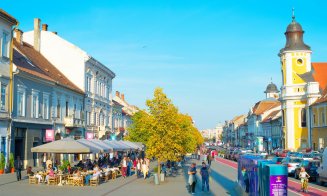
269;175;287;196
45;129;54;142
86;132;94;140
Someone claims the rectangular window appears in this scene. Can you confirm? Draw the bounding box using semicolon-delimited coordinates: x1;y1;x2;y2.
57;99;61;118
322;112;326;126
1;32;9;57
43;95;49;119
17;90;25;117
31;92;39;118
0;84;6;110
65;101;69;117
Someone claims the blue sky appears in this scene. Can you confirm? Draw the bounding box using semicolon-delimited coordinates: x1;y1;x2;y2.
3;0;327;129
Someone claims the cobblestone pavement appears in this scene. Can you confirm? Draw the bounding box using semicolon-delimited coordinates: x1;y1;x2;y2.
0;158;242;196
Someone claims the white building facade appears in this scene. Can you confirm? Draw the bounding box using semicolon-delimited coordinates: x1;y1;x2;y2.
23;19;115;139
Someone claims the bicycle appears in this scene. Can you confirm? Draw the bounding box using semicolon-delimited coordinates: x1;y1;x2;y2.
301;178;309;193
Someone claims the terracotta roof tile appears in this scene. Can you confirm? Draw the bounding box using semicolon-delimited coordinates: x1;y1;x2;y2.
312;63;327;90
14;40;84;94
252;100;281;115
262;110;281;122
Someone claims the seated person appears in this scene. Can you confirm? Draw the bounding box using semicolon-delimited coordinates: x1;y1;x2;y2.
34;171;43;183
85;169;101;185
72;170;82;180
27;166;34;176
45;165;55;183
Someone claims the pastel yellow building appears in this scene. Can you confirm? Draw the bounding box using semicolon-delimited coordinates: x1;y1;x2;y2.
311;83;327;150
279;14;321;151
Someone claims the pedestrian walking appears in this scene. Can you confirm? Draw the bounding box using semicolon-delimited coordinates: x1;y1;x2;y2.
136;159;142;178
200;162;210;192
14;156;23;181
121;157;127;178
142;160;148;179
188;163;197;194
207;153;212;167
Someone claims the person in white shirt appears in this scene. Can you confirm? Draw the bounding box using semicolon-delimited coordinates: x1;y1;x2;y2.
121;157;127;178
142;160;149;179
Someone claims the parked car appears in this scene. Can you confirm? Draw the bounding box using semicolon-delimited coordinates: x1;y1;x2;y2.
273;149;283;156
226;148;235;160
294;160;321;182
258;151;268;156
297;153;314;160
286;151;298;157
317;147;327;185
281;157;302;176
235;149;253;161
280;150;290;157
271;157;284;164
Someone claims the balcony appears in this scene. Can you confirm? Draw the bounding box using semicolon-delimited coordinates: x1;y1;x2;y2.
64;116;84;127
281;84;306;99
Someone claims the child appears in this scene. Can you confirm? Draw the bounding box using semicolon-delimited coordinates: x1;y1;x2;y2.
299;167;310;193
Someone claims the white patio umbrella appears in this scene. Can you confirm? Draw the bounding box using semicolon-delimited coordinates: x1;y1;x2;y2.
77;138;104;153
31;138;94;154
89;139;113;152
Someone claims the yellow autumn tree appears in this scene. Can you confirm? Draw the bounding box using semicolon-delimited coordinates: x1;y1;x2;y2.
126;87;203;182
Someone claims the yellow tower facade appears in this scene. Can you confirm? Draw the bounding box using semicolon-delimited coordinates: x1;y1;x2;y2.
279;15;312;151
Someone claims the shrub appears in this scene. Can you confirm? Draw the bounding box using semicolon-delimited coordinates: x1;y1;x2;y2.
0;153;5;170
9;153;14;169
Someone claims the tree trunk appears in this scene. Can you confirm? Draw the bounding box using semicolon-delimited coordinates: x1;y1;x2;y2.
157;158;161;184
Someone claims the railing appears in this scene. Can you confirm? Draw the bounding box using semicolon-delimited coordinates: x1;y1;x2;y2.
64;116;84;127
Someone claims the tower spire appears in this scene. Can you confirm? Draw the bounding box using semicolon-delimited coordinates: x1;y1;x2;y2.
292;8;295;21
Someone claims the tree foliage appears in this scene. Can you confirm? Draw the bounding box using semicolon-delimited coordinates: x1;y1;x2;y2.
126;88;204;162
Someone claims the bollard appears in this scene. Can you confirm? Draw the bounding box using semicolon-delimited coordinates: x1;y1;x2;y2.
153;173;159;185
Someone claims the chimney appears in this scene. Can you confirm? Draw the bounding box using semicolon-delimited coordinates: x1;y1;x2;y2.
121;94;125;101
42;24;48;31
15;29;23;45
52;31;57;35
116;91;120;97
34;18;41;52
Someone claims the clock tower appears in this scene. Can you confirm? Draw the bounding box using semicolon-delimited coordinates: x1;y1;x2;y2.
279;12;312;150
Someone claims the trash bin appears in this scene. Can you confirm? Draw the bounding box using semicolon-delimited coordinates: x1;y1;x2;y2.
153;173;159;185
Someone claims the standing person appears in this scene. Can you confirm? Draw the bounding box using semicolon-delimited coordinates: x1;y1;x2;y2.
188;163;197;194
142;160;148;179
200;162;210;192
197;149;201;160
42;153;47;170
121;157;127;178
136;159;142;178
14;156;23;181
207;153;212;167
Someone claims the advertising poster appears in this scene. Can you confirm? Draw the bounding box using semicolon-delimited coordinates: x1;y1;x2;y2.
45;129;54;142
270;175;287;196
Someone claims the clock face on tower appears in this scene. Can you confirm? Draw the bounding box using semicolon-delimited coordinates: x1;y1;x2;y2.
297;58;303;65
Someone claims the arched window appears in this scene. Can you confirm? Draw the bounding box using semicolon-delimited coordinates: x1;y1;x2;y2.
301;108;307;127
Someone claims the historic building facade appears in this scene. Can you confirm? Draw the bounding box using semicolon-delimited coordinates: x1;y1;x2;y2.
279;15;322;150
23;19;115;139
0;9;18;169
12;30;84;168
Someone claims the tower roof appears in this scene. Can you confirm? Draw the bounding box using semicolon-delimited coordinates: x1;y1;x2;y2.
264;82;279;93
280;10;310;53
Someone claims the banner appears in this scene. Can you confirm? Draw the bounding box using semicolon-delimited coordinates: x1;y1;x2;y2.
45;129;54;142
86;132;94;140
